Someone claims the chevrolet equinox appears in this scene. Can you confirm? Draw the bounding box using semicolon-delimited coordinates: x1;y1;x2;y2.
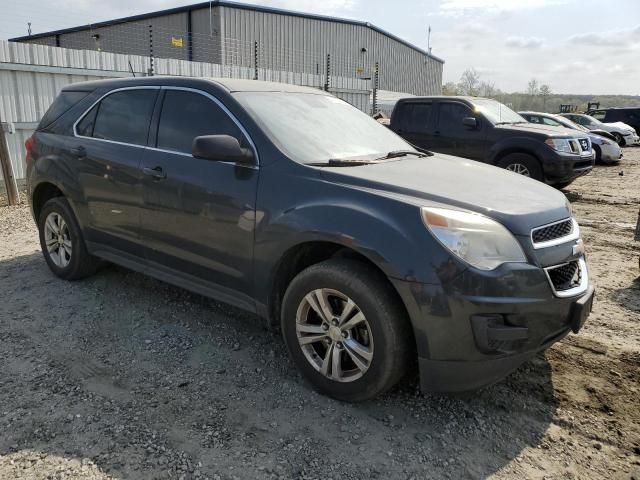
27;77;595;401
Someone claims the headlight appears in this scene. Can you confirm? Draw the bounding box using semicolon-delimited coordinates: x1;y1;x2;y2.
600;138;612;145
421;207;527;271
545;138;574;153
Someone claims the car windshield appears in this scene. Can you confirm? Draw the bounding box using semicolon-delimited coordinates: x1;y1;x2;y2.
552;115;588;132
233;92;415;164
580;114;604;127
471;98;525;125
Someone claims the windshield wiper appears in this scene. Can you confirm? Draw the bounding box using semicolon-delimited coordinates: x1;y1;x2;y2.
375;150;428;160
307;158;376;167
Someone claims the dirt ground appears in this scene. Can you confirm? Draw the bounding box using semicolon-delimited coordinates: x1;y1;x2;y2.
0;149;639;480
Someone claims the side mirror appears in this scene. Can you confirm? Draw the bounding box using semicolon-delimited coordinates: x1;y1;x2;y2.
462;117;479;129
192;135;254;165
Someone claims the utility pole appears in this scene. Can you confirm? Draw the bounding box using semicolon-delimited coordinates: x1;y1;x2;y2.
427;25;432;54
0;120;20;206
27;22;32;36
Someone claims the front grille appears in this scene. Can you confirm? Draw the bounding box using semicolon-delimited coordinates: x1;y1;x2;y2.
546;260;581;291
532;219;573;244
578;138;590;152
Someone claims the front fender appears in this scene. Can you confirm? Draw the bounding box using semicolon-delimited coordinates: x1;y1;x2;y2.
487;136;548;164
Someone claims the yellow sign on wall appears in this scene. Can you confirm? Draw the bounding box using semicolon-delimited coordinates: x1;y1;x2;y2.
171;37;184;48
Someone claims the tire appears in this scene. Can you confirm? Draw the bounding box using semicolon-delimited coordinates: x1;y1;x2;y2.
497;153;543;181
38;197;100;280
593;144;602;164
281;259;412;402
612;132;625;146
553;181;572;190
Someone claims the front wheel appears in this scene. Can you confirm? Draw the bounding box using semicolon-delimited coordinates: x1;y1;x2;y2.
612;132;625;146
497;153;543;182
281;259;412;402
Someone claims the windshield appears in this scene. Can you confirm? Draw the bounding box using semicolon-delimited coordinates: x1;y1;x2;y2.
581;114;604;127
552;115;588;132
233;92;415;164
471;98;525;125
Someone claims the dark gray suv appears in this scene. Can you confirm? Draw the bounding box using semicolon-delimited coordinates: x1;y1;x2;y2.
27;77;594;401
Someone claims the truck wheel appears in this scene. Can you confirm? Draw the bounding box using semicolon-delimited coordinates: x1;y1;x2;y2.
281;259;412;402
38;197;100;280
497;153;543;181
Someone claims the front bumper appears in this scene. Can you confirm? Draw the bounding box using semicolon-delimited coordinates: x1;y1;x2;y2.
541;151;594;184
391;260;594;393
600;142;623;163
623;133;640;145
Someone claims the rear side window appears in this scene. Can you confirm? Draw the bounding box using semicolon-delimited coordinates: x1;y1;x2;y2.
82;89;157;145
437;102;473;133
399;103;432;133
156;90;242;155
591;110;606;121
39;91;89;130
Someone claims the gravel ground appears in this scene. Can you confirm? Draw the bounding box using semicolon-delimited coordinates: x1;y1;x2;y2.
1;150;639;480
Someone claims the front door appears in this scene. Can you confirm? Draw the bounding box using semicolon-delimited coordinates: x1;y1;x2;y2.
140;88;259;305
432;101;487;160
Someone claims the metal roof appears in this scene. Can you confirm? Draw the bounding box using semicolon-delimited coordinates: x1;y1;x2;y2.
9;0;444;64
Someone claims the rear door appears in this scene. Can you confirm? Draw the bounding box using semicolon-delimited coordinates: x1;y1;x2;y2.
392;101;434;149
139;88;259;305
72;87;158;255
432;101;487;160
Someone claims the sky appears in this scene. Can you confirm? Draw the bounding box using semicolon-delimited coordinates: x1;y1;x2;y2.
1;0;639;95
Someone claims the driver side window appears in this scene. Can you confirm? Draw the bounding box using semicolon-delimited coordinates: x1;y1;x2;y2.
156;90;244;155
438;102;474;134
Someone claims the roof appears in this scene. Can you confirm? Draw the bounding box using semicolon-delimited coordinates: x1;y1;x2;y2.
10;0;444;64
61;76;329;94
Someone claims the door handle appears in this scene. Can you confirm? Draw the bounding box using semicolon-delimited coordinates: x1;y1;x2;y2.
70;146;86;158
143;166;167;180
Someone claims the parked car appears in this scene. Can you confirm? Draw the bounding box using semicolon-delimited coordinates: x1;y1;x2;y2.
588;107;640;136
388;96;594;188
27;77;594;401
559;113;640;146
519;111;622;164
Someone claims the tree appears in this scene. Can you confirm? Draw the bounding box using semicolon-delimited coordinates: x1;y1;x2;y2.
442;82;459;95
479;80;498;98
539;84;552;111
527;78;540;96
458;68;481;96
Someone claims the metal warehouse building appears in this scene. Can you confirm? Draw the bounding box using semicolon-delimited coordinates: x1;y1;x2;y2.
10;1;444;96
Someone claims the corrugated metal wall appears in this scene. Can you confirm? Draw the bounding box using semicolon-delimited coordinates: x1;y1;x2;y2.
0;39;370;180
20;4;443;97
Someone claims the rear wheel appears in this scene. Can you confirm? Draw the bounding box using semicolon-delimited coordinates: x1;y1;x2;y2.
497;153;543;181
281;259;412;402
38;197;100;280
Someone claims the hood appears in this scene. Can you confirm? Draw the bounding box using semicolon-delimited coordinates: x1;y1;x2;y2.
318;154;570;236
604;121;635;132
495;122;585;138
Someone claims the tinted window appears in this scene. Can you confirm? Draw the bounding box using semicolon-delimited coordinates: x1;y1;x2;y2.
157;90;242;154
39;91;89;129
91;90;157;145
76;105;98;137
400;103;432;132
438;102;473;133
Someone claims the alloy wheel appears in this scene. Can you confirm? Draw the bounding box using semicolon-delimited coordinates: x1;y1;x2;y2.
43;212;72;268
506;163;531;177
295;288;373;382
